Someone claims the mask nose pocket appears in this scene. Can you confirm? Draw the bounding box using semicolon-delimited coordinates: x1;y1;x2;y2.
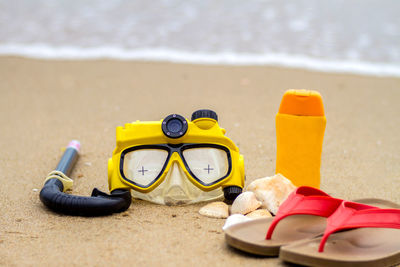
165;163;185;187
164;163;190;205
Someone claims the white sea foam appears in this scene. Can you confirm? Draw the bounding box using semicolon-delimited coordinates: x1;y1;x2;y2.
1;44;400;77
1;0;399;77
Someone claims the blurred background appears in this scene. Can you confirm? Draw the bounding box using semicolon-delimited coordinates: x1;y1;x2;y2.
0;0;399;76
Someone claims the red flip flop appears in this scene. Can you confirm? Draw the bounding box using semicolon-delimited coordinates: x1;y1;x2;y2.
224;186;343;256
280;200;400;266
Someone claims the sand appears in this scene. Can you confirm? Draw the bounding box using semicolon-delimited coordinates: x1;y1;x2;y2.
0;56;399;266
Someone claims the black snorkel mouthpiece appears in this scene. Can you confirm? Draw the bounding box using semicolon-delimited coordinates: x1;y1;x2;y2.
39;140;131;216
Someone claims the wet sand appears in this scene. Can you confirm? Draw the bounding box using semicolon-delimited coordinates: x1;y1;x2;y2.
0;57;399;266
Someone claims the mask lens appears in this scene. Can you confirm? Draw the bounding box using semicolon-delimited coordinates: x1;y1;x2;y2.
182;147;229;185
122;149;169;187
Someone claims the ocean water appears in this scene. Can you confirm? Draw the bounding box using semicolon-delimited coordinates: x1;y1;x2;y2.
0;0;399;76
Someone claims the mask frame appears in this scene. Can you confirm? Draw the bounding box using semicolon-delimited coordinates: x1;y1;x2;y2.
119;143;233;191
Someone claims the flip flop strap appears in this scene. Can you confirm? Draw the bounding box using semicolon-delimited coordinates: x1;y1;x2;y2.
266;187;342;240
319;202;400;252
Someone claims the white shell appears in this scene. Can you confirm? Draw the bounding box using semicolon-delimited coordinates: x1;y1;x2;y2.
199;201;229;219
222;214;252;231
245;209;273;219
247;173;296;215
230;191;262;215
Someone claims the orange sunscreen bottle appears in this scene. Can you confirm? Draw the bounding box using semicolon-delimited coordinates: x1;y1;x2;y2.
275;89;326;188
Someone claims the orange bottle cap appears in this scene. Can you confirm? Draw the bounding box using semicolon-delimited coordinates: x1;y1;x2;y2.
278;89;325;116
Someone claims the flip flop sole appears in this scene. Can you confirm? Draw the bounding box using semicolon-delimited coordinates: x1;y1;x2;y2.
224;215;327;256
280;199;400;267
280;228;400;267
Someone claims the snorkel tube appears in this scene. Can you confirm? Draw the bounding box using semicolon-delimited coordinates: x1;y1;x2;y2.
39;140;131;216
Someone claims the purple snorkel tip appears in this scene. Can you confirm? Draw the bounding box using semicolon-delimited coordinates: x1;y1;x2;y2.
68;140;81;152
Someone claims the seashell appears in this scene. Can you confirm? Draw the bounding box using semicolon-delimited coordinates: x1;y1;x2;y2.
230;191;262;215
247;173;296;215
222;214;252;231
199;201;229;219
245;209;273;219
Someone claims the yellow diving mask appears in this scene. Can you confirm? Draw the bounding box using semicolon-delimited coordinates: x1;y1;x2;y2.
108;110;245;205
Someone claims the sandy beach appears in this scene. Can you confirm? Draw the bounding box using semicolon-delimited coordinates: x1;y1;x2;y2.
0;56;399;266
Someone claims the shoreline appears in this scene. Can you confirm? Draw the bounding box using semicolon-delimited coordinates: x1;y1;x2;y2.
1;47;400;77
